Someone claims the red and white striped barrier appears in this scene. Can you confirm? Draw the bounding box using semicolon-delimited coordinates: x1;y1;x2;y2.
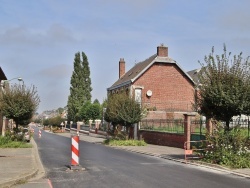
71;136;79;166
39;129;42;138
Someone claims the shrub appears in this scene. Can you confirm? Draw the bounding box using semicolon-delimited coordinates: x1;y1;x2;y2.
5;130;24;142
200;123;250;168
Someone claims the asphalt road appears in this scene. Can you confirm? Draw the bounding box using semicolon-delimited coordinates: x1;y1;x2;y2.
33;129;250;188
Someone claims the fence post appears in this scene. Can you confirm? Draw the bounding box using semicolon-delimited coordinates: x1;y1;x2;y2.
77;121;80;136
89;119;93;129
70;121;73;134
184;113;196;150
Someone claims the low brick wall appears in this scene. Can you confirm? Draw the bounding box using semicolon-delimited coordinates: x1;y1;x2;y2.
139;130;185;148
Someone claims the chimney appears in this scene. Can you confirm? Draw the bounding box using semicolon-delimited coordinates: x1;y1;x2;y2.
157;44;168;57
119;58;125;78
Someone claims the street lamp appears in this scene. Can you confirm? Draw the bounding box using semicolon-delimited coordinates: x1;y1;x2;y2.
0;77;24;88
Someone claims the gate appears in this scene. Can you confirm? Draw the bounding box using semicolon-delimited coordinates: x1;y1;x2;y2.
190;120;206;147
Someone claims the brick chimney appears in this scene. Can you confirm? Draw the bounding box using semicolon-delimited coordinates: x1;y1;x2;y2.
119;58;125;78
157;44;168;57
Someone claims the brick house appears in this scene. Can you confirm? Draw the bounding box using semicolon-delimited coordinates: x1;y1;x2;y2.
107;45;196;118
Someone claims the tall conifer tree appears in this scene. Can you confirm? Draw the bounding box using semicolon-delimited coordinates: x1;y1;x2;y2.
67;52;92;122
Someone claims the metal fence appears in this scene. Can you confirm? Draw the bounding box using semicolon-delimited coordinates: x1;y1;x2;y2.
190;120;207;135
140;119;207;135
140;119;185;134
140;118;249;139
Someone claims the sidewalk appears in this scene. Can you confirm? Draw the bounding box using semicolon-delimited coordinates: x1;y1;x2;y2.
0;138;45;188
0;132;250;188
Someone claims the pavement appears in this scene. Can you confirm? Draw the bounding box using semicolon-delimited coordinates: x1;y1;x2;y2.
0;131;250;188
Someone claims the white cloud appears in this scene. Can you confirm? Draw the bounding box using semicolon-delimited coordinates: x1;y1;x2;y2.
0;24;78;47
216;1;250;33
38;63;72;79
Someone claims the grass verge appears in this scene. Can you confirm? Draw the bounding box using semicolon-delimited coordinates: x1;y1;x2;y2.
103;139;147;146
0;136;32;148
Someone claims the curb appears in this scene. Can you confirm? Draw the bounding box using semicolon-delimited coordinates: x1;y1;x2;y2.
30;137;46;180
0;169;39;188
110;146;250;179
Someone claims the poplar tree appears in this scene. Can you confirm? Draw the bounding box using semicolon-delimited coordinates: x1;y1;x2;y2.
67;52;92;122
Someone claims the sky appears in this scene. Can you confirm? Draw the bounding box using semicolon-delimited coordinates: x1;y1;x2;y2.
1;0;250;113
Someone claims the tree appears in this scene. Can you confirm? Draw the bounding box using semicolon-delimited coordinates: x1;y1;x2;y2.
88;103;101;121
196;45;250;130
67;52;92;122
79;101;101;123
48;115;65;127
43;118;49;127
93;99;100;104
0;84;40;130
104;92;145;134
104;94;123;127
78;101;91;124
57;107;64;114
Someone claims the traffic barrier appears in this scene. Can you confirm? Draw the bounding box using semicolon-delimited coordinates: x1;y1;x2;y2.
39;129;42;138
71;135;79;166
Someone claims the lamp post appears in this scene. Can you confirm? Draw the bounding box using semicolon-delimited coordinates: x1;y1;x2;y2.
1;77;24;88
102;107;106;124
0;77;24;136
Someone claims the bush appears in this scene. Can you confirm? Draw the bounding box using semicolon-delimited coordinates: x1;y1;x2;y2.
5;129;24;142
200;123;250;168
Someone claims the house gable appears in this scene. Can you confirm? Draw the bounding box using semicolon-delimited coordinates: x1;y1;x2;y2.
107;45;196;112
133;63;195;107
108;45;195;91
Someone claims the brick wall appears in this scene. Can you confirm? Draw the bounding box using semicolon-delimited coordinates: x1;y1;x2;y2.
134;63;194;112
139;130;185;148
143;111;185;120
